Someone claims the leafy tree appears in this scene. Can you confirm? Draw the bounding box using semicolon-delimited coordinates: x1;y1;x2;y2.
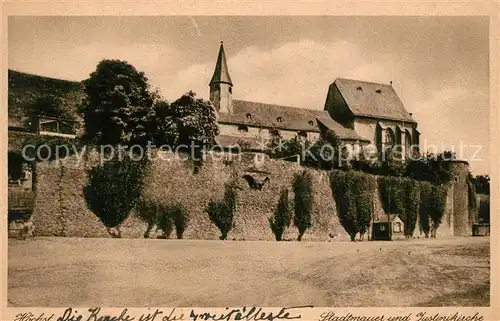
379;147;405;177
265;135;304;160
155;91;219;147
269;188;293;241
470;174;490;195
83;153;150;238
303;130;343;170
478;195;490;224
405;151;454;185
293;170;314;241
206;182;238;240
79;59;157;146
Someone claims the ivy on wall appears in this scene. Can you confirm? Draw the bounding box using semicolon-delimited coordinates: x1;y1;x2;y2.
330;170;377;241
418;181;447;238
378;177;420;238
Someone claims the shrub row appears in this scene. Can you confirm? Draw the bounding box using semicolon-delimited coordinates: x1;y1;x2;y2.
330;171;448;240
330;170;377;241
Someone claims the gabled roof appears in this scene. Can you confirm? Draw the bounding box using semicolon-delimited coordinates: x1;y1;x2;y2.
217;100;367;141
210;42;232;86
334;78;416;123
374;214;402;223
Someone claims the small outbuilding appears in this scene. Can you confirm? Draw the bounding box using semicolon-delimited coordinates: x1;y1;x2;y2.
372;214;404;241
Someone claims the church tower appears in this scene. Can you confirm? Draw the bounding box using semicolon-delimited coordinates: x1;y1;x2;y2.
209;41;233;114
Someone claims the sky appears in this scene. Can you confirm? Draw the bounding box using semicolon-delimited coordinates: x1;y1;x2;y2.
8;16;490;174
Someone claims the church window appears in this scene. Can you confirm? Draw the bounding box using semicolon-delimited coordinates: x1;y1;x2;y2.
384;128;395;147
405;131;412;157
356;86;362;91
238;125;248;132
308;120;314;126
229;87;232;94
246;113;252;120
277;116;283;123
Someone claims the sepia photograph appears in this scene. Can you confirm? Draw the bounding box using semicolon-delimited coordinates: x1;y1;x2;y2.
6;15;491;308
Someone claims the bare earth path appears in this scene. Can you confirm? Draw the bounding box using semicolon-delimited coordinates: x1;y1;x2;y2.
8;237;489;307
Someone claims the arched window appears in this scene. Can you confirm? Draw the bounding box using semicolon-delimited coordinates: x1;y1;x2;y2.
308;120;314;126
384;128;395;148
405;131;412;157
246;113;252;120
276;116;284;123
238;125;248;133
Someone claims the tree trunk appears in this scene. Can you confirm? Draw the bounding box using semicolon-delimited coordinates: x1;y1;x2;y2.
297;231;304;241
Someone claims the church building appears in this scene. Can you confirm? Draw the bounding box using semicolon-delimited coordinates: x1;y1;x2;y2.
209;42;420;159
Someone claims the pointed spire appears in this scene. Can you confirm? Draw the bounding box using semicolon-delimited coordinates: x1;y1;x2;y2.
210;41;233;86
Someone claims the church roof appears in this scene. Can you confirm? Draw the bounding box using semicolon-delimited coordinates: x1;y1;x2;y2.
334;78;416;123
210;42;232;86
217;99;367;141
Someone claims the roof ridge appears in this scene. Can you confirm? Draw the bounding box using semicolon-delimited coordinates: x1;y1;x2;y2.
8;69;82;84
232;99;322;112
335;77;393;87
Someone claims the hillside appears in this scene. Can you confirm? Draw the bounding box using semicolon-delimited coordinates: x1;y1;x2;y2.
8;69;84;128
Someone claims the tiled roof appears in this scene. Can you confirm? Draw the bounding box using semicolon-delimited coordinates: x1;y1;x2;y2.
334;78;416;123
312;111;370;142
217;100;366;141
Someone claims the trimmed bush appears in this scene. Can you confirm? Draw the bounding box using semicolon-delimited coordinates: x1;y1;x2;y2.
156;202;189;239
419;181;447;238
206;182;238;240
330;170;377;241
135;198;159;238
478;195;490;224
378;177;421;238
83;155;150;238
293;170;314;241
467;175;478;221
401;179;420;238
378;176;406;218
269;188;293;241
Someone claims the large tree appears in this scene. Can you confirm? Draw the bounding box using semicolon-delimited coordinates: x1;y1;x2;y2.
79;59;156;146
154;91;219;147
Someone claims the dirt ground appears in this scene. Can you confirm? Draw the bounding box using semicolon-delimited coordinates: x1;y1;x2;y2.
8;236;490;307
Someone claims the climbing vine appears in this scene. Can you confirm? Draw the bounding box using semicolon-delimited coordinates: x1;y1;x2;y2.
330;170;377;241
378;177;420;238
418;181;447;238
293;170;314;241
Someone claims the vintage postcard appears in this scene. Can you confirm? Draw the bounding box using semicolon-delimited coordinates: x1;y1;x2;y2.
1;2;498;321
